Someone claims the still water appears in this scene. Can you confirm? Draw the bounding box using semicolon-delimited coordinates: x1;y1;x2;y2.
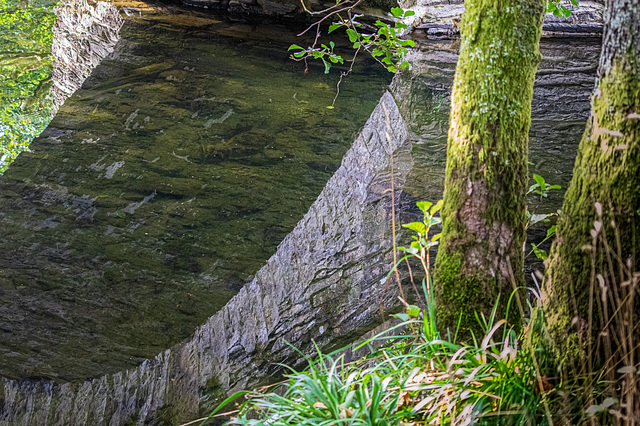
0;1;391;381
0;0;601;390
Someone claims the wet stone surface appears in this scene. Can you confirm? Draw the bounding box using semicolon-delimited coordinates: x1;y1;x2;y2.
0;4;391;381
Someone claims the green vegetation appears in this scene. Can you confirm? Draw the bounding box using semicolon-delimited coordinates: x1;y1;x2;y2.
0;0;57;173
191;0;640;424
200;194;636;425
223;306;546;425
202;202;552;425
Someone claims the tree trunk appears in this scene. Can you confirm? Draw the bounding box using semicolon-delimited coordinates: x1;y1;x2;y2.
433;0;546;332
543;0;640;370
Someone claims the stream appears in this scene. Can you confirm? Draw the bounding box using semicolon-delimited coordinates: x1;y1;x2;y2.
0;0;601;424
0;0;391;382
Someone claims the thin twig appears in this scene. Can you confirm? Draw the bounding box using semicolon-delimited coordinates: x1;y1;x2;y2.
381;102;405;303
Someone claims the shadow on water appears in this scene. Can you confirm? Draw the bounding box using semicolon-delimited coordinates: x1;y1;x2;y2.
0;1;391;381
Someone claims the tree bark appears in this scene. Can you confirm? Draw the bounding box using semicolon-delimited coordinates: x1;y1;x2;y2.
434;0;546;332
543;0;640;370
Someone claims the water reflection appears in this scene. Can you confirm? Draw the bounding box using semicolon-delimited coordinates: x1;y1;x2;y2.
0;0;57;173
0;2;391;381
0;0;122;173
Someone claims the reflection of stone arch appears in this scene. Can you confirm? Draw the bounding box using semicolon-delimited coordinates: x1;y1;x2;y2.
51;0;123;112
0;90;413;425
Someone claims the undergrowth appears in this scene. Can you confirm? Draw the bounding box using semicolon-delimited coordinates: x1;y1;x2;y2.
190;200;638;426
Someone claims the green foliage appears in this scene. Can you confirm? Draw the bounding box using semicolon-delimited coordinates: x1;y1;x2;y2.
547;0;577;17
399;199;442;257
203;203;548;425
525;173;561;260
528;173;561;199
0;7;56;52
219;297;547;426
289;6;415;76
0;2;57;173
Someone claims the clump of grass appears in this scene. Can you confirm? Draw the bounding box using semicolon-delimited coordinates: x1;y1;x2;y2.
213;295;547;425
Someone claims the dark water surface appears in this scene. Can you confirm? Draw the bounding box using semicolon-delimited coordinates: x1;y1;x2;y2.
0;2;391;381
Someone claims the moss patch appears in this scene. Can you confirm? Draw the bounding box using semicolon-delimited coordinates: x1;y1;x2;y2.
434;0;545;334
543;55;640;369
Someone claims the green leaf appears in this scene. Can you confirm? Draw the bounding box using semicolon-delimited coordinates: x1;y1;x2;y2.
533;174;546;191
329;41;335;50
388;65;398;73
346;28;358;42
328;22;342;33
288;44;304;51
546;225;557;238
322;59;331;74
532;243;548;260
403;222;426;235
403;245;419;255
416;201;433;213
427;216;441;227
530;213;548;226
407;305;420;317
403;10;415;17
393;313;410;321
430;199;444;215
390;7;403;17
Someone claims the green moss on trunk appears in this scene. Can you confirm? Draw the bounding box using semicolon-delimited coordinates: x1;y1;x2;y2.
543;57;640;369
434;0;545;333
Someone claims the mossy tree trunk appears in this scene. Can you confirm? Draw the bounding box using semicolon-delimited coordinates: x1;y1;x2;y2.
543;0;640;370
433;0;546;333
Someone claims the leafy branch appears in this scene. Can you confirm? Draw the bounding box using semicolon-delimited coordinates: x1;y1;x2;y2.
547;0;578;17
289;1;415;106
